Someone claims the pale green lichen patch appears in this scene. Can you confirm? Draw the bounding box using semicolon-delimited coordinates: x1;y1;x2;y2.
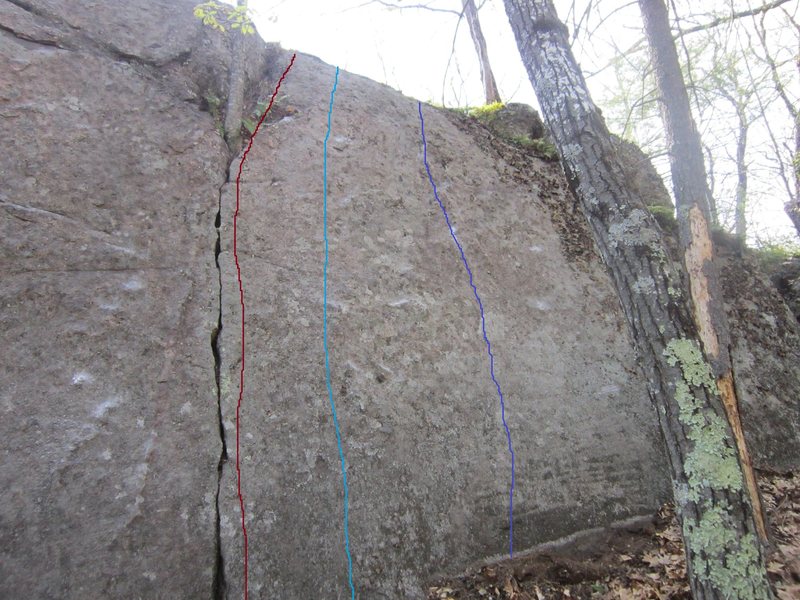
684;509;770;600
608;209;661;249
220;371;232;399
664;339;743;501
665;340;758;595
673;381;743;501
664;338;716;390
632;274;656;295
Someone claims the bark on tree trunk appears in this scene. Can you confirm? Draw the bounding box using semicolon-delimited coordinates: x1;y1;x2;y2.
638;0;767;543
791;114;800;235
735;112;749;245
223;0;248;151
462;0;502;104
790;62;800;236
703;144;718;225
501;1;773;598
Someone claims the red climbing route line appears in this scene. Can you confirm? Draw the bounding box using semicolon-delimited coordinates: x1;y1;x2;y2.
233;52;296;600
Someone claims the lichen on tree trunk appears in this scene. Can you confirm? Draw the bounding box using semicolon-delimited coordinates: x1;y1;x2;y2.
501;0;773;598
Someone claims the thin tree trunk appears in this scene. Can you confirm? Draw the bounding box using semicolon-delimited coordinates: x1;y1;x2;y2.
703;144;718;225
223;0;247;151
790;48;800;235
501;1;773;598
754;17;800;236
638;0;768;543
462;0;502;104
735;111;749;245
792;114;800;234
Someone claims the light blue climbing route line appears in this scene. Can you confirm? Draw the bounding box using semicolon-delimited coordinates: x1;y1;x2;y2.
323;66;356;599
417;101;517;557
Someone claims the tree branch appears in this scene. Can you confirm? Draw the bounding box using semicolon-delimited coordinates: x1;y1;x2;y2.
676;0;793;36
364;0;461;16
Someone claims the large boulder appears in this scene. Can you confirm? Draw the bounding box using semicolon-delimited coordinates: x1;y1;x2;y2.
0;1;234;597
2;1;799;598
611;134;674;210
215;53;670;598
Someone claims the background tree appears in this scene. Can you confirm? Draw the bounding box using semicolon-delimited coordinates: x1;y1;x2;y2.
700;45;762;244
463;0;502;103
579;0;799;246
501;0;773;597
751;6;800;237
638;0;767;542
370;0;501;104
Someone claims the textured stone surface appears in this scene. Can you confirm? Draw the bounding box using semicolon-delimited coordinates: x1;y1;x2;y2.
485;102;546;140
216;53;670;599
0;1;231;597
2;1;800;599
719;250;800;473
611;134;674;209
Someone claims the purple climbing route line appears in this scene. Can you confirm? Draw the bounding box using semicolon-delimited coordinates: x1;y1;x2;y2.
417;101;517;557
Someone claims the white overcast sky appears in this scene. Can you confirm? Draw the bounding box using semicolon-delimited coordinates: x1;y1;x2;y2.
241;0;644;108
230;0;798;243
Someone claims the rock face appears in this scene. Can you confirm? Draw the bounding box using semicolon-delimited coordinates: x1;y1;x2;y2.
0;1;241;598
611;135;674;209
2;1;799;599
719;250;800;472
480;102;547;141
768;255;800;323
216;54;669;599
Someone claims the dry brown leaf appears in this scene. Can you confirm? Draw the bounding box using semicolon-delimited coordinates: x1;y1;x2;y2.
777;584;800;600
642;551;672;567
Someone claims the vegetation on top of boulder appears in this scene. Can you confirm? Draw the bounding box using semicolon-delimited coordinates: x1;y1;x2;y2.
463;101;505;120
193;1;255;34
508;134;558;161
447;102;557;160
647;204;678;233
752;242;800;271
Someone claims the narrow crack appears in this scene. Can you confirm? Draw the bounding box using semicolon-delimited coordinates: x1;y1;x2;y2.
0;24;62;48
212;185;228;600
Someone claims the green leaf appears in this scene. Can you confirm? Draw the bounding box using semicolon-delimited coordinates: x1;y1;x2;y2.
242;118;256;134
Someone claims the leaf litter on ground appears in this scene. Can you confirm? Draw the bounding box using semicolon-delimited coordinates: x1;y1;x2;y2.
428;470;799;599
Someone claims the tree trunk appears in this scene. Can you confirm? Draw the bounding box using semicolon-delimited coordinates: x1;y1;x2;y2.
501;1;773;598
791;113;800;235
790;49;800;235
735;111;749;245
638;0;767;543
703;144;718;225
223;0;248;151
462;0;502;104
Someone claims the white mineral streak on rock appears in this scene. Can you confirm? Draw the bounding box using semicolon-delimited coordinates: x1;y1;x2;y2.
122;277;143;291
92;395;121;418
71;371;94;385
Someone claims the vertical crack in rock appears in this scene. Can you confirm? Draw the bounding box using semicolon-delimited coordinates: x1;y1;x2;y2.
211;184;228;600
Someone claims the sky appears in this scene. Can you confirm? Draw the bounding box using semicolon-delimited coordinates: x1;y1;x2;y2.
244;0;540;108
228;0;799;244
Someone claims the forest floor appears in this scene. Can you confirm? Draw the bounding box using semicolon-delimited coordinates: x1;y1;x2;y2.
427;471;799;599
